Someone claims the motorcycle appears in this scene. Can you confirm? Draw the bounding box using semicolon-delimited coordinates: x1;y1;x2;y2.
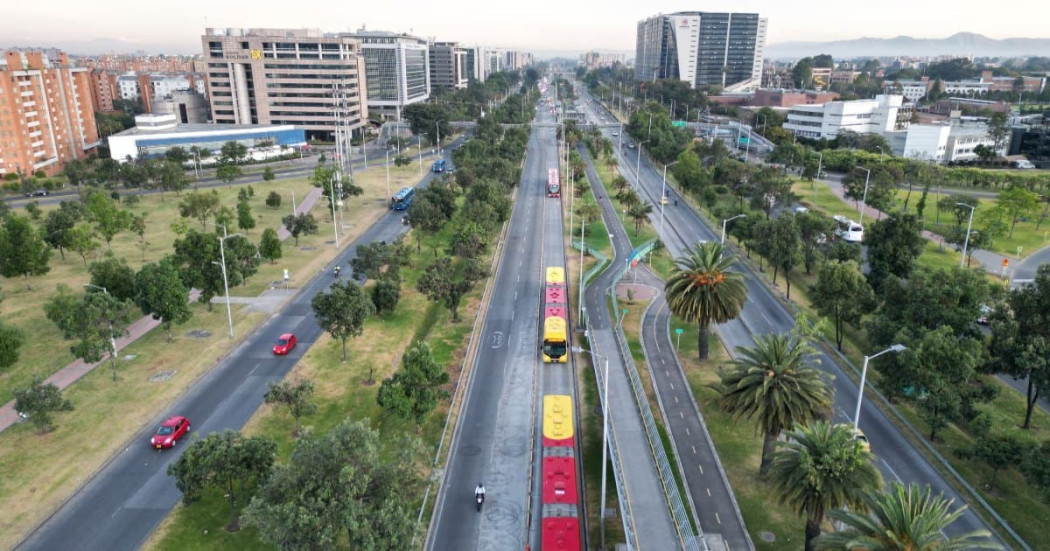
476;493;484;512
333;266;341;278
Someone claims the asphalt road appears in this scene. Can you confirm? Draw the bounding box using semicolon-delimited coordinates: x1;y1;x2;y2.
606;120;1006;547
15;138;465;551
576;89;751;551
426;107;549;550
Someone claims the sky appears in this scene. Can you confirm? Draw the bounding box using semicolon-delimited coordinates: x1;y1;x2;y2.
2;0;1049;56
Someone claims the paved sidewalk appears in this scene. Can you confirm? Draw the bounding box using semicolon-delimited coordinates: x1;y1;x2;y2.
0;186;324;434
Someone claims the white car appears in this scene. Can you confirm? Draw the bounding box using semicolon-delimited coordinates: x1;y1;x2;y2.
612;131;619;136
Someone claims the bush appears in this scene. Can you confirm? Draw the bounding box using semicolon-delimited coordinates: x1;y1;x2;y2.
3;173;19;181
33;170;46;179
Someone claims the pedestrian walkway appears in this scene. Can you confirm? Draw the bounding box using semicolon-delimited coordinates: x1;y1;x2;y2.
0;186;324;434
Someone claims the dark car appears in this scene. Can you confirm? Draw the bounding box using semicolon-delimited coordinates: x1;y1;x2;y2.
151;415;190;449
273;333;297;355
25;189;49;197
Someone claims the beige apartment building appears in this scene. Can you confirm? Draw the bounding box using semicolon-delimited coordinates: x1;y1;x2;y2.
0;50;98;177
201;28;367;141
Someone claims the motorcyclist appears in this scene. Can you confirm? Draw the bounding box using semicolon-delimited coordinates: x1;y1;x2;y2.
474;482;485;510
333;265;341;277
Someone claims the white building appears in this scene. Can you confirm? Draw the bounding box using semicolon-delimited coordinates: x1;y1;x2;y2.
784;95;910;140
883;80;930;103
898;120;1001;163
941;80;991;95
108;113;306;162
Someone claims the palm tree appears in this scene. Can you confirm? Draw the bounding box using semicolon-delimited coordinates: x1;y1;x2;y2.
664;242;748;361
617;187;640;209
575;201;601;225
611;174;628;194
715;331;833;475
814;482;1002;551
627;202;653;235
769;422;883;551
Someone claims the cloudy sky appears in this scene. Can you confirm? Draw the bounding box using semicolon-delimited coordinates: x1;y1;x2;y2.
2;0;1048;55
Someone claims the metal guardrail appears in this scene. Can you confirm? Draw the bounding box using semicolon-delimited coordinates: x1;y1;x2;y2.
608;239;703;551
571;240;609;328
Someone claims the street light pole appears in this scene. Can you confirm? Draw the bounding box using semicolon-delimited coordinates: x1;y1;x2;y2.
635;139;649;180
578;211;586;327
854;344;906;431
857;166;872;227
217;226;235;339
660;161;679;240
83;284;119;381
721;214;747;244
958;202;976;268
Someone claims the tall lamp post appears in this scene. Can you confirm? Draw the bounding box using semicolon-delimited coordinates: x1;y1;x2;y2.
211;226;241;339
575;344;611;550
854;344;906;431
635;139;650;180
82;284;119;381
721;214;747;244
957;202;976;268
856;166;872;227
660;160;679;239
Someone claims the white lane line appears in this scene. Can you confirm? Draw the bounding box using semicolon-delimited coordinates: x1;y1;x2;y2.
669;382;674;390
679;411;684;419
248;363;261;376
674;395;679;404
685;427;690;436
716;512;722;525
698;464;704;475
707;488;713;497
691;445;697;454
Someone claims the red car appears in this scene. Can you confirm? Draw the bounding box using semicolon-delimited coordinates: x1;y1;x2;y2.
151;415;190;449
273;333;297;355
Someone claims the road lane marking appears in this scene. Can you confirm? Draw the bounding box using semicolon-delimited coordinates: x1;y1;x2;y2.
685;427;690;436
716;512;722;525
691;445;697;454
707;488;712;497
698;464;704;474
669;382;674;390
248;363;261;376
674;395;679;404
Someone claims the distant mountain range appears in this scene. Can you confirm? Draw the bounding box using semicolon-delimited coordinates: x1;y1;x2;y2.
766;32;1050;60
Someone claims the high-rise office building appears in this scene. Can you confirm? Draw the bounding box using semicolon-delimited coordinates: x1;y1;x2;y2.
0;50;98;177
344;30;429;121
635;12;767;91
201;28;368;141
429;41;467;91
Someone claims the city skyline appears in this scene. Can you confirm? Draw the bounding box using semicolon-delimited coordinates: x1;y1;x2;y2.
2;0;1049;57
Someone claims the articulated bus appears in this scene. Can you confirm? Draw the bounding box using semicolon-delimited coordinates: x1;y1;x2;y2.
545;267;565;286
390;187;415;210
543;316;568;363
547;168;561;197
540;394;581;551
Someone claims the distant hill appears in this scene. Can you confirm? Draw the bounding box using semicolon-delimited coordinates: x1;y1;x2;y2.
767;32;1050;60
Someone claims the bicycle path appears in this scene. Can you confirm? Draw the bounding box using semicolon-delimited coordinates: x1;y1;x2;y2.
0;188;323;433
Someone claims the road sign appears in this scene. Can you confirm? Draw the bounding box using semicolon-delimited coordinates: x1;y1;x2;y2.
1002;258;1009;268
675;327;683;350
671;121;686;127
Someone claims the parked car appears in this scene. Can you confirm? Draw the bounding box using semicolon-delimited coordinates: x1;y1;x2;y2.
151;416;190;449
273;333;297;355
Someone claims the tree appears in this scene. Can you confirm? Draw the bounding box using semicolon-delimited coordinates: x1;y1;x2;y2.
130;212;148;260
715;328;834;475
310;280;375;362
955;433;1025;491
178;190;221;229
236;200;256;233
262;166;275;182
865;213;925;293
219;141;248;165
377;341;450;429
902;327;986;441
811;261;877;351
989;264;1050;429
85;256;137;303
988;111;1010;152
259;228;282;264
792;57;814;88
796;211;834;275
768;421;883;551
403;102;452;146
417;257;473;322
351;241;390;280
997;186;1039;238
23;202;41;221
214;206;235;231
664;242;748;360
165;146;190;165
282;213;318;246
134;257;191;342
170;230;229;311
627;202;654;235
1022;441;1050;506
0;321;25;371
264;379;317;437
447;222;488;259
216;163;243;187
814;482;1001;551
244;421;424;549
44;288;136;381
85;192;131;249
42;202;85;261
371;278;401;315
264;191;282;210
13;376;73;433
158;160;188;195
765;214;801;297
168;430;276;532
0;214;51;290
67;222;100;268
